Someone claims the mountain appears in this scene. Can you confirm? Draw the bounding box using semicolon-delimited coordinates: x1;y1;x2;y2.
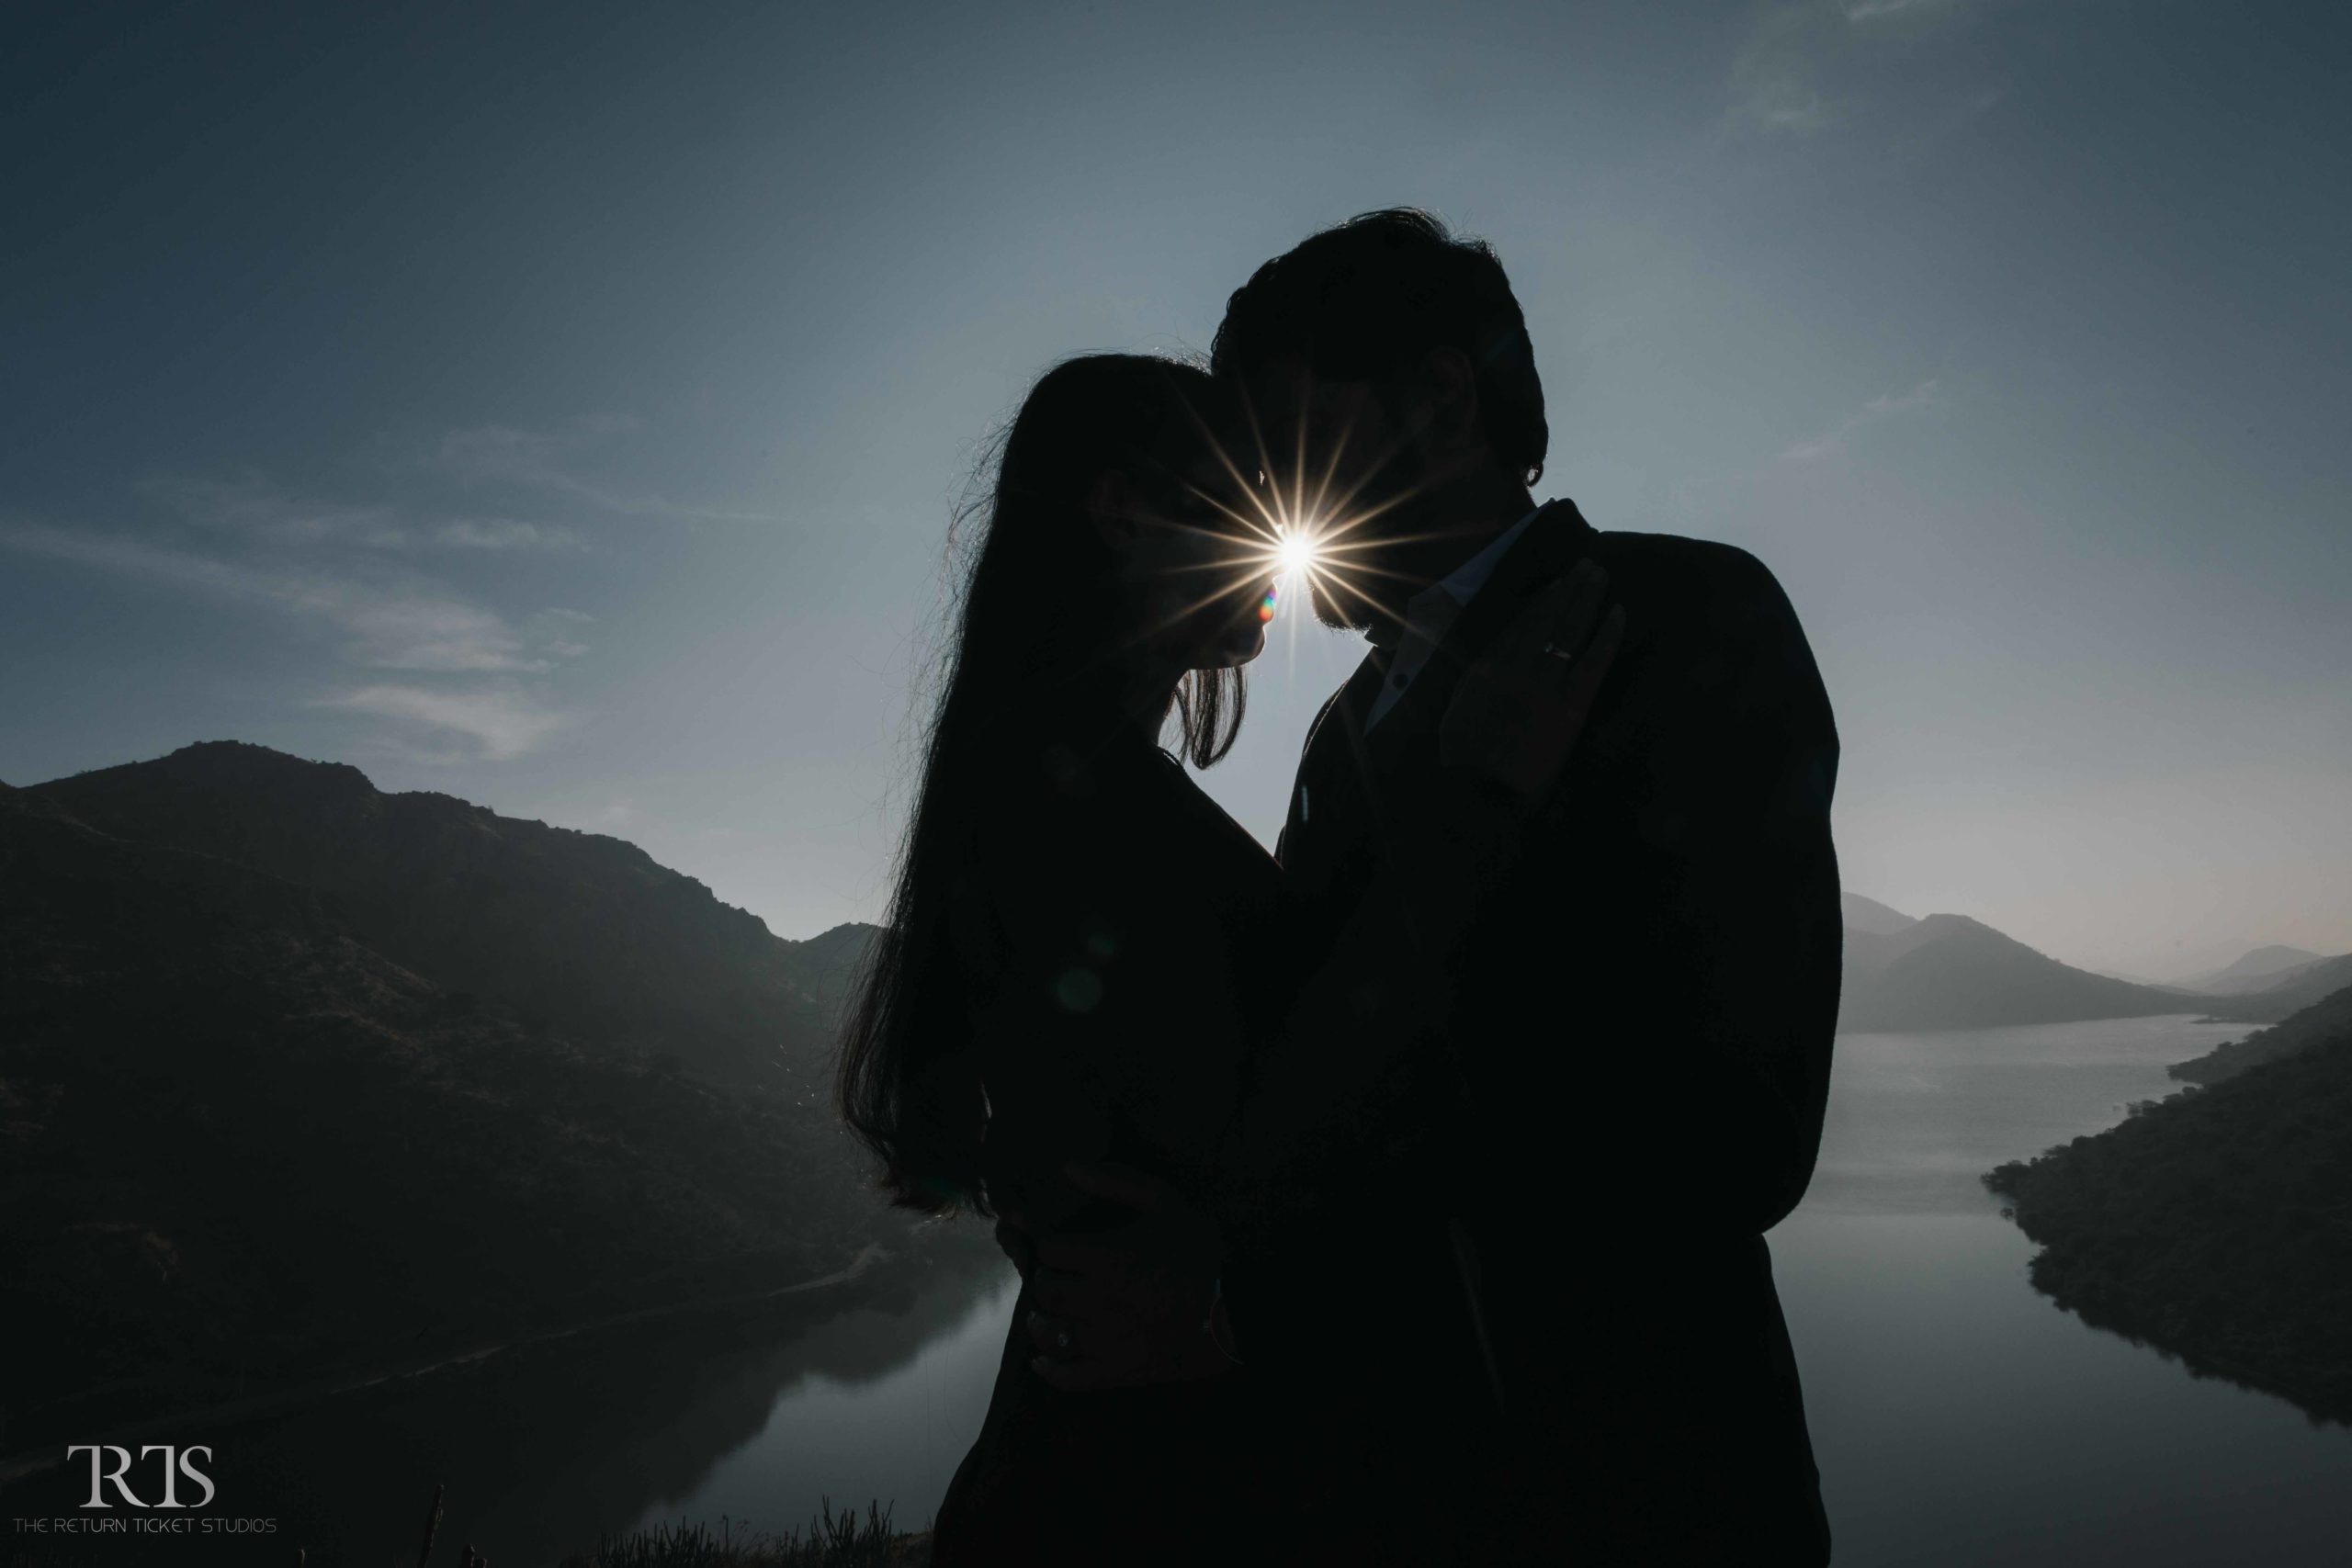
1984;980;2352;1424
28;741;879;1089
2178;951;2352;1027
1841;892;1918;936
0;748;890;1449
788;919;886;1018
1838;908;2198;1033
2085;966;2195;990
2170;980;2352;1086
2183;943;2330;994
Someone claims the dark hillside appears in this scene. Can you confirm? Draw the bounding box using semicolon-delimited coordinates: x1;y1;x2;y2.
1984;984;2352;1423
2169;982;2352;1086
0;769;883;1448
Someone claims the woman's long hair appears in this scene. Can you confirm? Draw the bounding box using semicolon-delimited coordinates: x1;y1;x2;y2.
836;354;1247;1215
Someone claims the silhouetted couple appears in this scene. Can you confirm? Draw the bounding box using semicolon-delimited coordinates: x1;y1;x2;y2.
837;209;1841;1565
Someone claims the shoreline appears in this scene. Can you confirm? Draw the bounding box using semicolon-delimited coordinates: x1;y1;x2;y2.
0;1234;960;1487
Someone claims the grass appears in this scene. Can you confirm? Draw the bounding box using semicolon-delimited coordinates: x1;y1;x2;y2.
554;1501;930;1567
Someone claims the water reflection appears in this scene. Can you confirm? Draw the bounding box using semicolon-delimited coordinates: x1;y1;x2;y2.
1774;1017;2352;1566
18;1017;2351;1566
0;1232;1015;1566
628;1268;1019;1540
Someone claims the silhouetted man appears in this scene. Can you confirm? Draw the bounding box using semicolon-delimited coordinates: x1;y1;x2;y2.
1018;209;1841;1564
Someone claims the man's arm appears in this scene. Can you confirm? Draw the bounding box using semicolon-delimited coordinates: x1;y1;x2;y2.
1453;544;1840;1236
1202;571;1630;1245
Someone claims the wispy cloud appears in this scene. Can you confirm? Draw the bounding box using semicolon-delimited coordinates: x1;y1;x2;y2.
1730;4;1842;135
16;429;670;763
146;475;410;547
1841;0;1957;19
429;418;775;522
1728;0;1980;137
1;521;584;761
313;684;566;761
144;475;583;554
432;517;583;551
1781;378;1942;460
0;525;564;672
528;605;594;660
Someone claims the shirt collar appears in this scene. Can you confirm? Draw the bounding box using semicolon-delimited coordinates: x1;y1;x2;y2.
1432;502;1544;610
1356;502;1549;728
1363;503;1547;653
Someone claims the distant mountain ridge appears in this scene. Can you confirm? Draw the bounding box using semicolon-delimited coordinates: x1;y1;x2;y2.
1836;897;2345;1033
2185;943;2326;991
28;741;880;1089
2165;948;2352;1029
1840;892;1918;937
1838;900;2199;1033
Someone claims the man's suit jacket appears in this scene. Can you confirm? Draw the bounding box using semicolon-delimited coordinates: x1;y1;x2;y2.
1226;498;1841;1565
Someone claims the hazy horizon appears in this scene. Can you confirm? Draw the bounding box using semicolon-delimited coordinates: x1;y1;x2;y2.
5;1;2346;979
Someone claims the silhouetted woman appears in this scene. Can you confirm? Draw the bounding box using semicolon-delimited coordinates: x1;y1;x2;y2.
835;354;1620;1564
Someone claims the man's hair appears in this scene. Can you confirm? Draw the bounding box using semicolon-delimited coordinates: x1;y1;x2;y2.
1211;208;1548;484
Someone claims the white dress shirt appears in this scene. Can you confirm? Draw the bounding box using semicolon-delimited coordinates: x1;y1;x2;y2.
1361;504;1544;732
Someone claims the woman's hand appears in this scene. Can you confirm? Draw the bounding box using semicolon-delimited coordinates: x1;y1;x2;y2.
1018;1159;1236;1391
1439;558;1627;806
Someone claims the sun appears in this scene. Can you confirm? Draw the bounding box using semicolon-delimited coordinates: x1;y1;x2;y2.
1157;405;1404;639
1273;528;1319;578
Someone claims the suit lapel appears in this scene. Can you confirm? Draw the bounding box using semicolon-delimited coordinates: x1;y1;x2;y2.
1282;500;1600;892
1419;500;1598;705
1359;500;1599;770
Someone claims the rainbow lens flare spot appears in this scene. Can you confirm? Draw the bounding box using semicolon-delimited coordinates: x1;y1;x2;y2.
1258;586;1277;623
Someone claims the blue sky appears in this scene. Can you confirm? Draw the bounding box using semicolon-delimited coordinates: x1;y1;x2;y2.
4;0;2346;976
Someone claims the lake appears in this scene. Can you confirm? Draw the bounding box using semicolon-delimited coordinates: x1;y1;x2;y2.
14;1014;2350;1563
1774;1015;2352;1566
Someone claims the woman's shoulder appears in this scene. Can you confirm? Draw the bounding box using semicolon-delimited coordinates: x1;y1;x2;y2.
974;737;1273;874
956;737;1291;1022
1143;746;1283;877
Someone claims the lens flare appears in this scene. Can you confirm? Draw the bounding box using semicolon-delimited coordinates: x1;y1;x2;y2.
1147;385;1439;651
1274;529;1318;577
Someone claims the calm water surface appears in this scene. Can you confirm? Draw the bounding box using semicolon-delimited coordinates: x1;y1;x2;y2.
633;1012;2352;1566
1775;1014;2352;1566
31;1014;2348;1563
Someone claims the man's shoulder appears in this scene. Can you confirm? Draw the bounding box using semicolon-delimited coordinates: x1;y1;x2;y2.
1586;527;1779;592
1581;529;1801;645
